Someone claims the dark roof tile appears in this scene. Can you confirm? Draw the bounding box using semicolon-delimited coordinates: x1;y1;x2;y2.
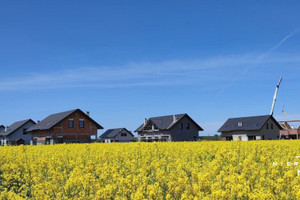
218;115;282;132
100;128;132;139
27;109;103;132
0;119;35;136
135;113;203;132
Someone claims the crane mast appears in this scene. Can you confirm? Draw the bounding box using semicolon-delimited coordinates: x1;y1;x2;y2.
270;77;283;116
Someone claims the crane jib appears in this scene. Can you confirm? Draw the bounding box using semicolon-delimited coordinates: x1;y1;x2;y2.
270;77;283;116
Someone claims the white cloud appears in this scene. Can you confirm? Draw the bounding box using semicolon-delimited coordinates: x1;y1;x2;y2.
0;53;300;91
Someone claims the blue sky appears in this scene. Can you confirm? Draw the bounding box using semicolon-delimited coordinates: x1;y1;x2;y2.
1;1;300;136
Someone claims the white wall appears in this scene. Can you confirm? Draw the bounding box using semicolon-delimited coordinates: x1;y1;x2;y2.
232;134;248;141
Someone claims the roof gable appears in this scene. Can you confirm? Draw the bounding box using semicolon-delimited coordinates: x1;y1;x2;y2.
135;114;203;132
168;114;204;131
218;115;282;132
27;109;103;132
100;128;133;138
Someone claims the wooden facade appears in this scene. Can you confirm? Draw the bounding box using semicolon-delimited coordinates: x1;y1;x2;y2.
29;109;103;144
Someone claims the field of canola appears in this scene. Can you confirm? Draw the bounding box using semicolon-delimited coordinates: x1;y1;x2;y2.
1;141;300;199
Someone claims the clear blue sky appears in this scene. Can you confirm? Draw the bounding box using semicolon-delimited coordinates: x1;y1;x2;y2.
1;1;300;136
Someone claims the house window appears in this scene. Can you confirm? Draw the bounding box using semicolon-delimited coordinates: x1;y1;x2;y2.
187;123;190;129
226;136;233;141
45;136;51;145
121;132;127;137
238;122;243;127
79;119;84;128
180;123;183;129
271;123;274;129
68;119;74;128
57;136;63;144
266;123;269;129
248;136;256;140
23;128;27;135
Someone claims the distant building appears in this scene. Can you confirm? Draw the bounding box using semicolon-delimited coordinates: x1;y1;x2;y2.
99;128;134;143
280;122;300;139
218;115;282;141
27;109;103;144
135;113;203;142
0;119;36;145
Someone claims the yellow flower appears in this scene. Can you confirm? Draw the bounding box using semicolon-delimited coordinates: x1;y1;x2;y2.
0;141;299;199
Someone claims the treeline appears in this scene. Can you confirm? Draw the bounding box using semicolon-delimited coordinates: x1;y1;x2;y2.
199;134;221;141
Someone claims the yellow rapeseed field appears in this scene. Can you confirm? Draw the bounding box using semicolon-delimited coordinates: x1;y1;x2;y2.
1;141;300;199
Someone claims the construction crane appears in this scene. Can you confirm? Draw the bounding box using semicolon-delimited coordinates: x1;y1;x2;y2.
270;77;283;116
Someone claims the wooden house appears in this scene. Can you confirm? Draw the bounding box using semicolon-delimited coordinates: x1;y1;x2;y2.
27;109;103;144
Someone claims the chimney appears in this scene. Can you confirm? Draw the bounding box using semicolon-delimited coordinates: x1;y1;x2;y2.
5;126;8;132
144;118;147;126
86;111;90;116
37;120;40;123
173;115;176;123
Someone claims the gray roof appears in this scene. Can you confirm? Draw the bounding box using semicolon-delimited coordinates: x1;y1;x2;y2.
135;113;203;132
0;125;4;133
100;128;133;139
218;115;283;132
27;109;103;132
0;119;35;136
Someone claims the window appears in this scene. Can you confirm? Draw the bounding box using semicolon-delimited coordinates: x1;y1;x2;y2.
68;119;74;128
23;128;27;135
45;136;51;145
238;122;243;127
180;123;183;129
266;123;269;129
248;136;256;140
79;119;84;128
226;136;233;141
271;123;274;129
187;123;190;130
57;136;63;144
121;132;127;137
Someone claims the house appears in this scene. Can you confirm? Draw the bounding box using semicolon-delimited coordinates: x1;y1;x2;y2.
0;119;36;145
135;113;203;142
0;125;4;133
27;109;103;144
218;115;282;141
279;122;300;139
99;128;134;143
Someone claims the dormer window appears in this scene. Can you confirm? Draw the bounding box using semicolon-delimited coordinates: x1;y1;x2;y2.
238;122;243;127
